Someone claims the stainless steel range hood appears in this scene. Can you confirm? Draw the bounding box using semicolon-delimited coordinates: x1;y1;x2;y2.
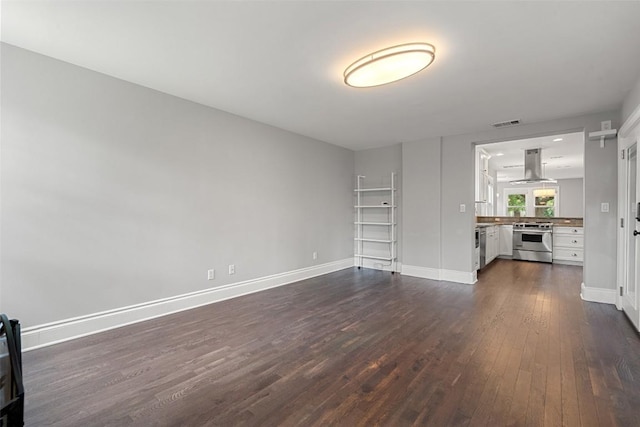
510;148;557;184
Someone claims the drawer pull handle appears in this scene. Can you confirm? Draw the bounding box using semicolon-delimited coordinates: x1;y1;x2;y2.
572;240;578;243
572;253;577;257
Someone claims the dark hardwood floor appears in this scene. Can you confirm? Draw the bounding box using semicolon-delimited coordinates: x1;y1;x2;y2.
22;260;640;426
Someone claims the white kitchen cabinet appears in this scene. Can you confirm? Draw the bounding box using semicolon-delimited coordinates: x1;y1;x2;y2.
553;226;583;265
485;225;499;265
498;225;513;257
475;149;491;203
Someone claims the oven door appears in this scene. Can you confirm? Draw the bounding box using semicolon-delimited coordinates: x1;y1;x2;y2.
513;230;553;252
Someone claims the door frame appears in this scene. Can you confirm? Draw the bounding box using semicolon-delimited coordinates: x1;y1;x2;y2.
617;104;640;311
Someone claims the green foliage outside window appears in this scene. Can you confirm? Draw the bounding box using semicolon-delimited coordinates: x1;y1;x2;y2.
507;194;526;217
535;196;555;217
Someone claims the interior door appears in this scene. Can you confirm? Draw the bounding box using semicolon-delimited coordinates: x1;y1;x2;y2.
622;143;639;329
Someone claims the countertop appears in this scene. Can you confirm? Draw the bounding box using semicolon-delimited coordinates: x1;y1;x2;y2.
476;216;583;227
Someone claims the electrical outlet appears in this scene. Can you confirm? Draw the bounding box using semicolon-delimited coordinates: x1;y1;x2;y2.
207;269;215;280
228;264;235;275
313;251;317;260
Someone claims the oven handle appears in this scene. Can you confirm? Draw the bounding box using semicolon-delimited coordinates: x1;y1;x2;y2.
514;230;553;234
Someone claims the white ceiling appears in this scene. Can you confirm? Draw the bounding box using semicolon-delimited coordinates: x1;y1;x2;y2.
480;132;584;182
3;1;640;151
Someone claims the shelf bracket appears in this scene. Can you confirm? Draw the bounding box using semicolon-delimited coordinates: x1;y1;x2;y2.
588;128;617;148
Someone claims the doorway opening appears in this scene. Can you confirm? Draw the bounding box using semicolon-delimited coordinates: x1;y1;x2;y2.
474;131;585;270
475;131;584;218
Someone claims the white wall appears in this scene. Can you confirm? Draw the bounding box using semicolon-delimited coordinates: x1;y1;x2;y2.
401;138;441;270
392;111;620;289
0;44;354;327
558;178;584;218
495;178;584;217
396;111;618;290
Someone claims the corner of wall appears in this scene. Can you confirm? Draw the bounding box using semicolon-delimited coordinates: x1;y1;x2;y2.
580;282;616;305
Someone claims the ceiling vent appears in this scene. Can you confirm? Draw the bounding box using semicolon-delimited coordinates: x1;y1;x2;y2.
492;119;521;128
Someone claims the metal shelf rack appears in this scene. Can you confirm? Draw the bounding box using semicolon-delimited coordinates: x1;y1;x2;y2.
354;173;397;272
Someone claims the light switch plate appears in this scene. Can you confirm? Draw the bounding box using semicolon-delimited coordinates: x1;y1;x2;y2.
601;202;609;213
460;204;466;213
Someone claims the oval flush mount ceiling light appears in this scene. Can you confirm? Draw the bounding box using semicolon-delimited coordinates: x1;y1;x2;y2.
344;42;436;88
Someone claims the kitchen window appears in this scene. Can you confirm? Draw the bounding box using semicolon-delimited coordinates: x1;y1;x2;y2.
507;193;527;217
503;187;559;217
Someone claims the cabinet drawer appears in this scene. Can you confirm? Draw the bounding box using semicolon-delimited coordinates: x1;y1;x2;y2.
553;248;584;261
554;226;583;235
554;235;584;248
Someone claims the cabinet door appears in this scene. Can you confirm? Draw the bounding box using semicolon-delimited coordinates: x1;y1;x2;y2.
499;225;513;256
491;229;500;261
475;149;491;203
554;234;584;248
554;227;583;235
487;227;498;263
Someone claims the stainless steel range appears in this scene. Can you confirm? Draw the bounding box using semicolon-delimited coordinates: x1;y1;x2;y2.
513;222;553;263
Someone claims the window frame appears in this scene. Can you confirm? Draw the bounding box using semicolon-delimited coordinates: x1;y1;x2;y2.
502;186;560;217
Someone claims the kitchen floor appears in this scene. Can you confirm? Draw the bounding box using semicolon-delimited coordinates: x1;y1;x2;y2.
22;260;640;426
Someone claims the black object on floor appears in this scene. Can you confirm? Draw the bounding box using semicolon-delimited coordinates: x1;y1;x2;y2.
0;314;23;427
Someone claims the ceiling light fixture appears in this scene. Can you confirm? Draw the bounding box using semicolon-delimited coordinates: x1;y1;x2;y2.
553;138;563;142
344;42;436;88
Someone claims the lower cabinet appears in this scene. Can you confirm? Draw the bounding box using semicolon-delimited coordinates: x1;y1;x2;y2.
498;225;513;257
485;226;499;265
553;226;583;265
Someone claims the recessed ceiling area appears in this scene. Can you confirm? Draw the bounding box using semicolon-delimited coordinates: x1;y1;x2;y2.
2;1;640;151
481;132;584;183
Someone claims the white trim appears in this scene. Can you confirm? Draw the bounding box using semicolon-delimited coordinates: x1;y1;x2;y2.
502;185;560;217
21;258;354;351
580;282;617;305
620;102;640;138
618;103;640;311
441;269;477;284
401;264;477;285
617;111;640;310
401;265;441;280
551;259;583;266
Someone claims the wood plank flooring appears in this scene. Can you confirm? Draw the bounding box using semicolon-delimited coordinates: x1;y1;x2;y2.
22;260;640;426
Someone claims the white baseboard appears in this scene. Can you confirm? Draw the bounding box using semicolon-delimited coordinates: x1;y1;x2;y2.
402;264;477;285
580;282;616;305
401;265;441;280
552;259;583;266
441;269;477;284
22;258;354;351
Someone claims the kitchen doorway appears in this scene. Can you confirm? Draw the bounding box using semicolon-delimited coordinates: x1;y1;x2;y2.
474;131;585;270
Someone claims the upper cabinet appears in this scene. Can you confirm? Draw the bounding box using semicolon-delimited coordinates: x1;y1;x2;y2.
475;148;494;215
